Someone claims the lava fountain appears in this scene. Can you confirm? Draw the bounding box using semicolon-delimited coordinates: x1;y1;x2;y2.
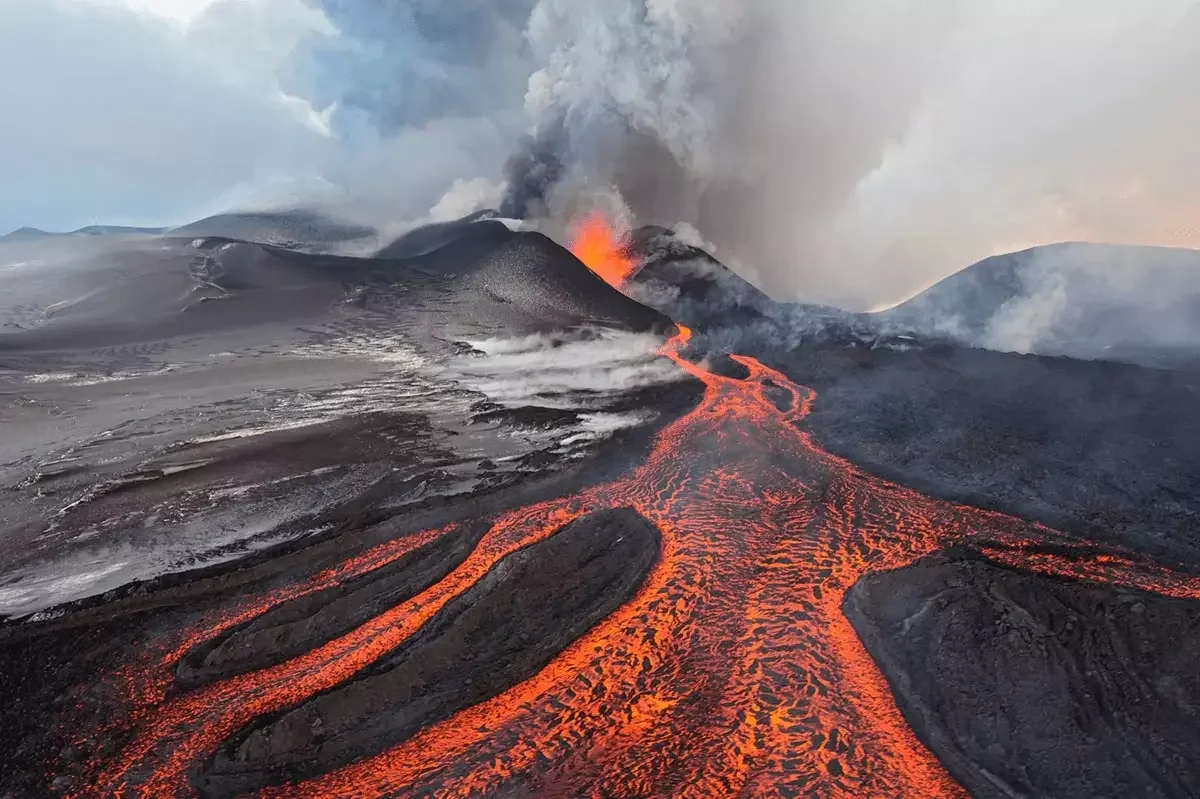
71;257;1200;797
569;211;638;289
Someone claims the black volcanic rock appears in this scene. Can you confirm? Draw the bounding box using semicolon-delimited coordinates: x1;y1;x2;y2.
846;551;1200;799
878;242;1200;364
776;342;1200;565
627;225;773;329
625;226;877;352
401;221;671;336
199;508;660;797
175;523;487;689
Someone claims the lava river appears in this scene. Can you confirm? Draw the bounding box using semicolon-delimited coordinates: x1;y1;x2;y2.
70;231;1200;797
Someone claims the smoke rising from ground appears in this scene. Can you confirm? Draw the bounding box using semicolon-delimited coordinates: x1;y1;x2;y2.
11;1;1200;312
505;0;1200;309
443;330;685;408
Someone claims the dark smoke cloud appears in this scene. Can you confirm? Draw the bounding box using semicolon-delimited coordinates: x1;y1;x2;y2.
498;121;566;220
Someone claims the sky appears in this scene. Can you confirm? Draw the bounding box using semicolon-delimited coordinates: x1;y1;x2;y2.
0;0;526;235
1;0;334;231
4;0;1200;308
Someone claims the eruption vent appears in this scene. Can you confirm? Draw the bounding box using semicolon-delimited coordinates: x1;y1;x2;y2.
569;212;638;289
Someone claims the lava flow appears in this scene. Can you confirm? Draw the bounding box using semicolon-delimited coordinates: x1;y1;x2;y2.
72;233;1200;797
569;211;638;288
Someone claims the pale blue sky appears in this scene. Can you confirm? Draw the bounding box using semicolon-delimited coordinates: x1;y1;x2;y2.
0;0;531;234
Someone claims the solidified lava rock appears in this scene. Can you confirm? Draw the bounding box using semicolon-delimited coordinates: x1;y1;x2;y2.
176;523;488;689
469;405;581;429
845;552;1200;799
782;343;1200;565
197;507;661;797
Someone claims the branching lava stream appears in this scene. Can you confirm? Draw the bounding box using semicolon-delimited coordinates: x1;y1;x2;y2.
70;223;1200;798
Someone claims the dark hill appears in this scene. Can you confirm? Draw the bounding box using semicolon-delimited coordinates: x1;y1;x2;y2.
625;226;876;351
398;220;669;338
0;218;667;355
374;210;501;260
878;242;1200;364
627;225;773;329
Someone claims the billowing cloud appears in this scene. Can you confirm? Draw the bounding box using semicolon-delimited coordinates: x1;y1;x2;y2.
0;0;340;231
7;0;1200;311
509;0;1200;308
0;0;525;233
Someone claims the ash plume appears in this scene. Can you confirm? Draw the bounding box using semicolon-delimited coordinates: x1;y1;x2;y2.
492;0;1200;312
14;1;1200;316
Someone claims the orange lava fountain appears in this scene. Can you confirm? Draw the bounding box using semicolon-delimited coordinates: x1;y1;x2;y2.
72;329;1200;795
569;211;638;288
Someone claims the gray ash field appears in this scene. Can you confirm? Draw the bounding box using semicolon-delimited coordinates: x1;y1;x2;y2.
1;213;1199;798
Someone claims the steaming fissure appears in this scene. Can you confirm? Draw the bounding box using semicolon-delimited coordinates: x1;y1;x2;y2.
69;218;1200;798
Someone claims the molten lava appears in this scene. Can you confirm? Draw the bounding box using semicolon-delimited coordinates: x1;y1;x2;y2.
569;212;638;289
71;322;1200;796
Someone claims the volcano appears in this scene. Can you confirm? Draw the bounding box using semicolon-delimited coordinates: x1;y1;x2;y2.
1;212;1199;798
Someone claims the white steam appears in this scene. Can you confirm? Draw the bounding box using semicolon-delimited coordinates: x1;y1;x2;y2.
14;0;1200;318
516;0;1200;310
444;329;685;408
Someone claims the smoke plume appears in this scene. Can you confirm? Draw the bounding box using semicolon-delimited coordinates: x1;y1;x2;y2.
13;1;1200;312
494;0;1200;310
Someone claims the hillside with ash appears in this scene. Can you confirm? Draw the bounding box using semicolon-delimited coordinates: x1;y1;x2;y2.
877;242;1200;366
0;213;1198;798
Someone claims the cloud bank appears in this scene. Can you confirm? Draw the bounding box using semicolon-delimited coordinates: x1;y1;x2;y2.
7;0;1200;308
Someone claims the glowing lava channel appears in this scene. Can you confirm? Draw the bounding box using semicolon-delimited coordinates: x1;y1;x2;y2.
72;227;1200;798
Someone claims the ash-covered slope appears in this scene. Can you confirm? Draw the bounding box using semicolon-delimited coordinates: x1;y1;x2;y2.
169;210;377;251
399;219;669;337
0;236;354;352
879;242;1200;364
374;210;503;259
626;226;774;328
0;217;667;357
0;215;683;621
626;231;1200;366
625;226;873;351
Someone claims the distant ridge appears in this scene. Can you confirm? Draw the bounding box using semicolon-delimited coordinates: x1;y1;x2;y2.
71;225;167;236
170;210;376;249
1;226;53;240
2;224;165;240
877;241;1200;363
